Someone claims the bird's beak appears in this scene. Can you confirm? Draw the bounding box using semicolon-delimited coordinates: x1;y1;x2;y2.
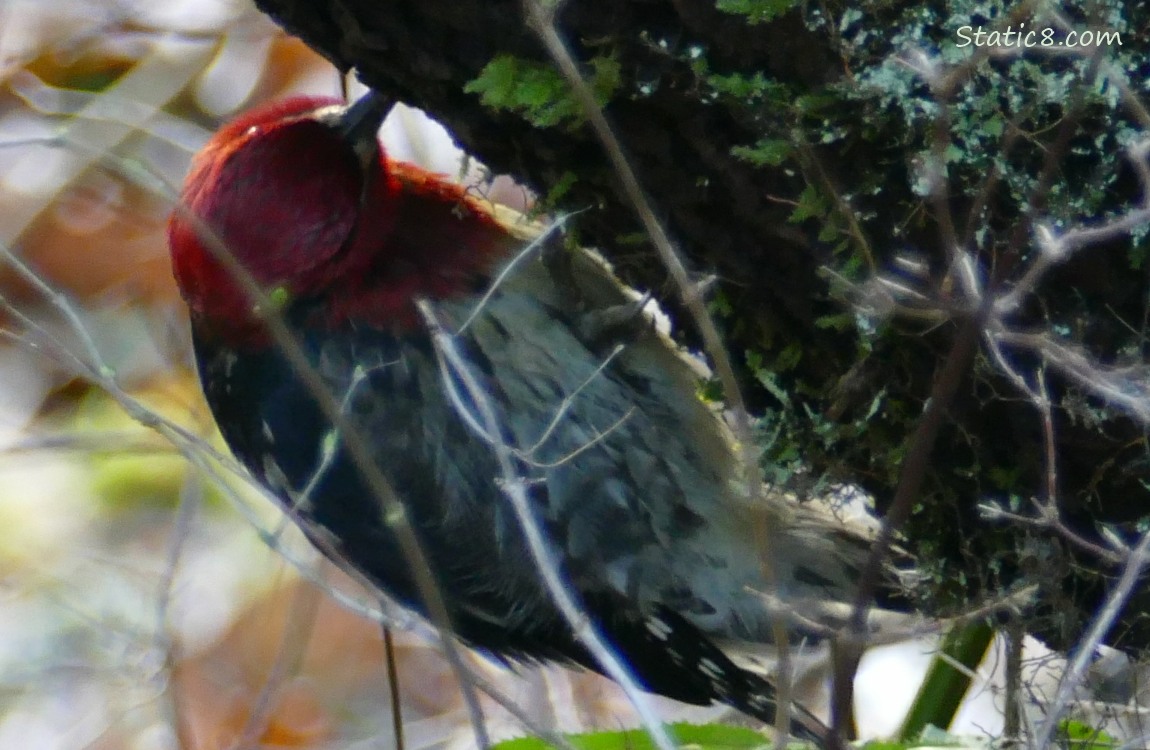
337;90;393;166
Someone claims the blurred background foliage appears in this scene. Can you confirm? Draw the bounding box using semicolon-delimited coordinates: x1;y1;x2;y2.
0;3;599;748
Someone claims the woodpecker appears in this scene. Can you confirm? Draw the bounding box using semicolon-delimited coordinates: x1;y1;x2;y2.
169;92;877;745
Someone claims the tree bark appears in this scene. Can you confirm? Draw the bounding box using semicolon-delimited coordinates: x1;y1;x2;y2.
253;0;1150;653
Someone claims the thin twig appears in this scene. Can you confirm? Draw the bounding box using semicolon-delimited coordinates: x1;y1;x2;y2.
1003;618;1024;743
519;2;796;739
517;344;625;457
993;329;1150;426
382;625;405;750
455;213;573;335
978;503;1125;566
157;470;204;750
834;312;983;743
235;577;323;749
416;299;677;750
166;209;493;748
2;212;492;745
1033;528;1150;749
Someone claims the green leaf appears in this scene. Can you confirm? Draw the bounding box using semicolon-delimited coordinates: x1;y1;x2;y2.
814;312;853;332
493;723;773;750
898;621;994;741
773;342;803;371
706;71;790;102
542;170;578;207
1059;719;1118;748
715;0;800;24
466;54;621;130
732;138;792;166
789;185;828;223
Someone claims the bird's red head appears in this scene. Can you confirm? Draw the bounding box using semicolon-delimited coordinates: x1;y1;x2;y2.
168;94;515;346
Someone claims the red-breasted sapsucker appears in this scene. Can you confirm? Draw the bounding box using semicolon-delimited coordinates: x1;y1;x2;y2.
168;92;874;744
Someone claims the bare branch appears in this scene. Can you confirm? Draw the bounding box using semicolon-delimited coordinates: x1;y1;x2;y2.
993;329;1150;426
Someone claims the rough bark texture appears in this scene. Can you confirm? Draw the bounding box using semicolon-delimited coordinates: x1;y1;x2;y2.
255;1;841;356
252;0;1150;654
